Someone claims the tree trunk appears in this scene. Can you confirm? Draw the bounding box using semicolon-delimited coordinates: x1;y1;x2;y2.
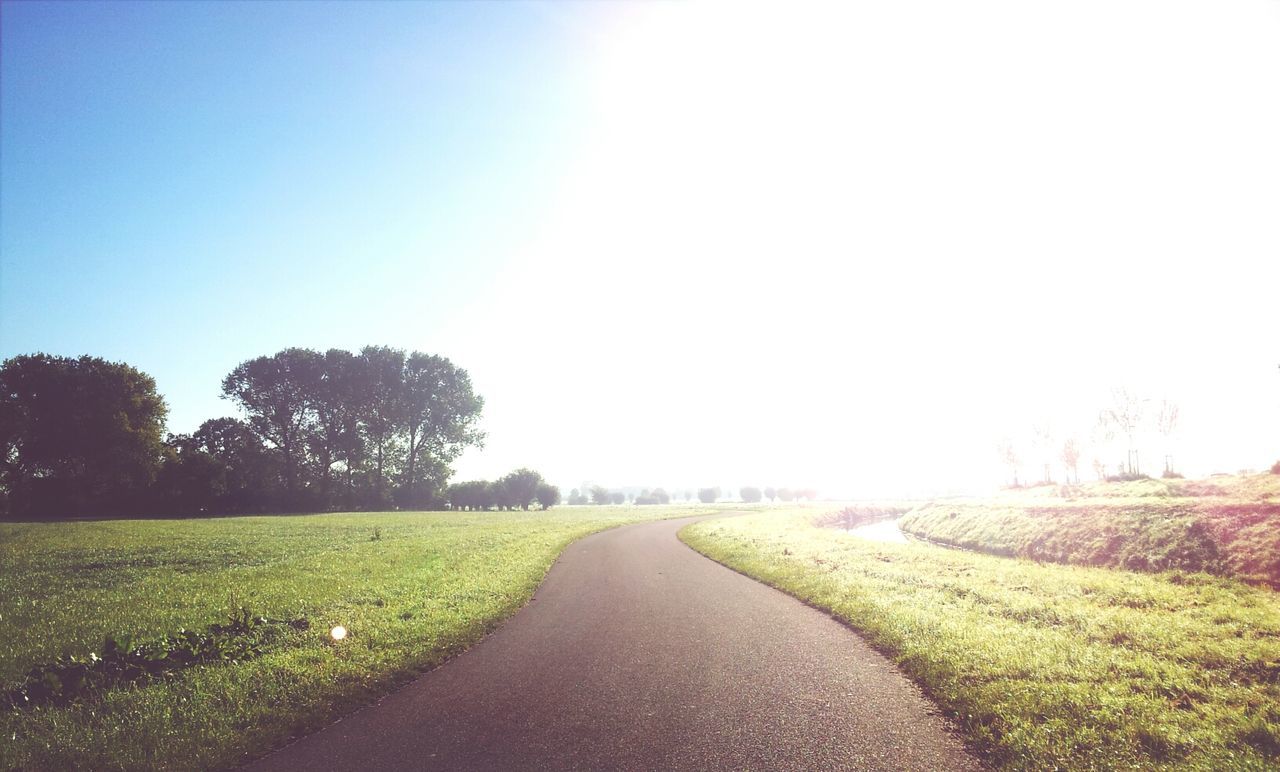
376;439;384;497
405;424;417;503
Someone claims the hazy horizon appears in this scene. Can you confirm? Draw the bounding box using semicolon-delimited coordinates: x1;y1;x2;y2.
3;1;1278;499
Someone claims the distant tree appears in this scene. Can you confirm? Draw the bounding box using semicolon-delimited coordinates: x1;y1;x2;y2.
191;417;277;511
488;478;515;510
1098;387;1147;476
1;354;167;518
567;488;588;505
610;491;625;505
1155;399;1180;474
499;468;544;510
590;485;611;505
155;434;227;516
448;480;492;510
535;483;560;510
996;437;1021;487
1032;422;1055;484
697;487;719;503
796;488;818;501
777;487;794;502
635;487;672;505
740;486;763;503
1061;437;1081;485
1091;457;1107;482
763;486;776;502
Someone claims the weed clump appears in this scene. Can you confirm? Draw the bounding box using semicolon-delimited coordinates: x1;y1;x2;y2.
4;606;308;710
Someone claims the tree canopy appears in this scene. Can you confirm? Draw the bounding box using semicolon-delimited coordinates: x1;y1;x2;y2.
217;346;484;512
0;354;168;518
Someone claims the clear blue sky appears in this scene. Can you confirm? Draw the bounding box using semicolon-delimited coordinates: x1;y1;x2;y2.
4;2;1279;496
2;0;594;430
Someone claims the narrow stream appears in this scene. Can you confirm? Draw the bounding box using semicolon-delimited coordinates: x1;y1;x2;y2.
843;518;910;544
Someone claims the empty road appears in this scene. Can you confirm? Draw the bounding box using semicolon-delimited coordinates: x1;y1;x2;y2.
247;514;981;771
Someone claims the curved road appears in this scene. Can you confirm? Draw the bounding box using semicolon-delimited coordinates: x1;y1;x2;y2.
247;515;981;771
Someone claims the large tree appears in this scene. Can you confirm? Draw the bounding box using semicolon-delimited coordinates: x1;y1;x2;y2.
221;348;322;504
304;349;362;507
0;354;167;518
221;345;485;513
355;346;406;506
399;352;484;508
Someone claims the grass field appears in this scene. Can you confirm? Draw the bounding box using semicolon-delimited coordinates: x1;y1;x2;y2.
682;508;1280;770
898;474;1280;586
0;505;712;770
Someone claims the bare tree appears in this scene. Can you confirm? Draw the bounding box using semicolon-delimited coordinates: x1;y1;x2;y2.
1092;457;1107;482
1155;399;1180;474
1098;387;1147;476
1061;437;1081;485
996;437;1021;487
1032;421;1055;484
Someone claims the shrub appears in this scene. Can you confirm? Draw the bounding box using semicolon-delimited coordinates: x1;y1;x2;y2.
1106;472;1152;483
1162;469;1185;479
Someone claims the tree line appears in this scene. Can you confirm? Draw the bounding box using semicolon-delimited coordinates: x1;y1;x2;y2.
447;468;560;511
996;387;1187;487
0;347;485;519
561;485;817;505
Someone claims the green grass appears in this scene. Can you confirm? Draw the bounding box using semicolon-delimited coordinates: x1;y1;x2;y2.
0;505;711;770
899;474;1280;587
681;508;1280;770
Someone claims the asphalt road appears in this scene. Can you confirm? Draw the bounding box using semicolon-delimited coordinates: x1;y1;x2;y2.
246;514;982;771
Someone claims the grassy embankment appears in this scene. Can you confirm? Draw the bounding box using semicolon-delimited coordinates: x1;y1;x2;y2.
0;505;712;770
899;474;1280;586
682;507;1280;770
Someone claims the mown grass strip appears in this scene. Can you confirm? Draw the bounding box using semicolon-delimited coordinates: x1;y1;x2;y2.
0;506;711;770
681;509;1280;770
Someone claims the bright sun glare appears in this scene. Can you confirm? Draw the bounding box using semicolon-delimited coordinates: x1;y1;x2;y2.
449;1;1280;497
